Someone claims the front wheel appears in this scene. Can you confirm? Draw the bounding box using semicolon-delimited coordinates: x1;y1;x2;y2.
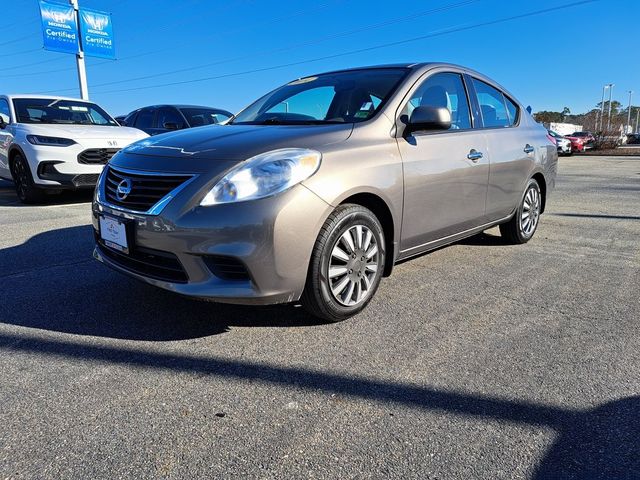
301;204;385;322
11;153;46;204
499;178;542;244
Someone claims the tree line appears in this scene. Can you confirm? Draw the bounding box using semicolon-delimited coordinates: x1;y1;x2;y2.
534;101;639;133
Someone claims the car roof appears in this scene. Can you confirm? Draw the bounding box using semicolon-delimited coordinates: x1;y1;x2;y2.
2;94;92;102
302;62;481;77
135;104;230;110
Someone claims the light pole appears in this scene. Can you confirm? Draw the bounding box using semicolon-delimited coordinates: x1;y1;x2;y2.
626;90;633;133
599;84;612;132
636;108;640;133
607;84;615;131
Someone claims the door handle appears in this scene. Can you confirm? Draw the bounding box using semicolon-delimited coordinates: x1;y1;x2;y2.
524;144;535;154
467;149;483;162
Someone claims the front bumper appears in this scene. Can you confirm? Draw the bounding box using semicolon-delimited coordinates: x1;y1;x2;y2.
92;184;333;305
19;139;126;188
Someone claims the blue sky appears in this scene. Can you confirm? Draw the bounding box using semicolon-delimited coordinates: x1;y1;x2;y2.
1;0;638;116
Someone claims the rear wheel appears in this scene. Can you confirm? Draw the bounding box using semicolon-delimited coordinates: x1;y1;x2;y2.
11;153;46;204
499;178;542;244
301;204;385;322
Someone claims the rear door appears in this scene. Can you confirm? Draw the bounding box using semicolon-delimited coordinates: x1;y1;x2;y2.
397;71;490;254
468;77;532;220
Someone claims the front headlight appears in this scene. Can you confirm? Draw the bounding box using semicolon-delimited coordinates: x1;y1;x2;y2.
200;148;321;206
26;135;76;147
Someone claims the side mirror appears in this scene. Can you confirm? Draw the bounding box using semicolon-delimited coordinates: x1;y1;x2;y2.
163;122;179;130
406;106;451;134
0;116;7;129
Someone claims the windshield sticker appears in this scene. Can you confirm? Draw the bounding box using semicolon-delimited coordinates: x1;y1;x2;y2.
70;106;89;112
360;101;373;111
354;111;370;118
287;76;318;86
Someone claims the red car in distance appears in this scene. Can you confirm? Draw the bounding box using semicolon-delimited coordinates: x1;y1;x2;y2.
565;131;595;152
564;134;586;152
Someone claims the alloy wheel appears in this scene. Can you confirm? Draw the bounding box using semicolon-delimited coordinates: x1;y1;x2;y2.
327;224;380;307
521;186;541;237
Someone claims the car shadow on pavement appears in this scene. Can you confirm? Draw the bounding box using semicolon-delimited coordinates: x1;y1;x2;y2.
0;225;325;341
0;180;94;207
0;329;638;479
457;231;510;246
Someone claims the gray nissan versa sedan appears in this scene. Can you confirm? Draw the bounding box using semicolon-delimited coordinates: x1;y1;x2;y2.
92;63;557;322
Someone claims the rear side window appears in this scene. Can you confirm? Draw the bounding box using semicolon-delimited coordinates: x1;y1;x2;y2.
135;109;154;129
404;72;472;130
472;78;511;128
505;96;519;126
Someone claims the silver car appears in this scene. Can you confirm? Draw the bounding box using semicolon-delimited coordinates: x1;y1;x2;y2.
548;129;572;156
92;63;557;322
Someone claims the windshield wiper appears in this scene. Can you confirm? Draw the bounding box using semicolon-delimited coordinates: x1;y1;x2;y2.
235;119;344;126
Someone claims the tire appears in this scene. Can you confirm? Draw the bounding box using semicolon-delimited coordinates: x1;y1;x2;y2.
301;204;386;322
11;153;47;204
499;178;542;245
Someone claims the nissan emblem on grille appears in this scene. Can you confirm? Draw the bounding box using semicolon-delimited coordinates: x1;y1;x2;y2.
116;178;132;200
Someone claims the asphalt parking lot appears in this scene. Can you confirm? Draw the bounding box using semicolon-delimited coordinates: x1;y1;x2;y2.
0;156;638;479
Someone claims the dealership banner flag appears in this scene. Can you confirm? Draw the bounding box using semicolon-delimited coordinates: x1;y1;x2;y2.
38;1;79;55
79;8;115;59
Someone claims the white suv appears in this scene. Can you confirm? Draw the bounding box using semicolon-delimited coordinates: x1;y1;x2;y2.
0;94;148;203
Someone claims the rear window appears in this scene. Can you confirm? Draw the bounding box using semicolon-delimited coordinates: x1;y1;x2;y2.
134;109;154;129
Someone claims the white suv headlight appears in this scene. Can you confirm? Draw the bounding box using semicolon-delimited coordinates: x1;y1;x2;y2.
26;135;76;146
200;148;321;206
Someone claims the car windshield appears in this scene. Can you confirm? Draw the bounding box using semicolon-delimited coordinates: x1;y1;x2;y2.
180;108;231;127
572;132;588;136
549;130;561;137
12;98;117;126
230;68;408;125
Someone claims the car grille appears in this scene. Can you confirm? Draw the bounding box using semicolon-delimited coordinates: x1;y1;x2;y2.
96;234;188;283
78;148;120;165
104;166;191;213
203;255;251;281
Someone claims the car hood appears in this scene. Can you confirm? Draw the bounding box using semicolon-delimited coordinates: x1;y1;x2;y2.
110;123;353;173
17;123;148;141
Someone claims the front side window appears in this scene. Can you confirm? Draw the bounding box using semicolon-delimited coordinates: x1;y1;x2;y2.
472;78;510;128
231;68;408;125
12;98;117;126
180;108;231;127
403;72;472;130
0;99;10;123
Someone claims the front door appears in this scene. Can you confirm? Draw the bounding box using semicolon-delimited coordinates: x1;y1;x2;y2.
396;72;489;254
